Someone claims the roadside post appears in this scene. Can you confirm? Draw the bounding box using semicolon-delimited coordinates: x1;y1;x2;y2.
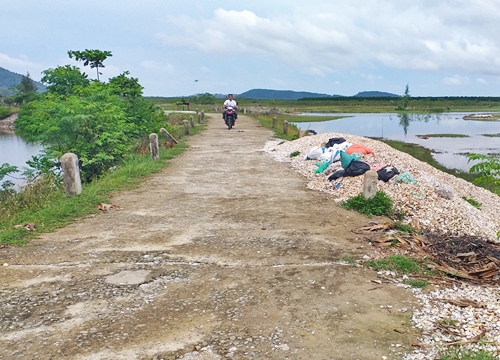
149;133;159;160
363;170;378;198
60;153;82;197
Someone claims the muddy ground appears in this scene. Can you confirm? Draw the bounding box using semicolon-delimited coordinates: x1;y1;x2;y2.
0;115;419;360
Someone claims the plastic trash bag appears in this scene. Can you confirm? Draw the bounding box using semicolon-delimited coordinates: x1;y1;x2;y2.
395;172;418;184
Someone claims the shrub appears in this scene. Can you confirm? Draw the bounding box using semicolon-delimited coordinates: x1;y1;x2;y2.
342;191;394;217
0;106;11;119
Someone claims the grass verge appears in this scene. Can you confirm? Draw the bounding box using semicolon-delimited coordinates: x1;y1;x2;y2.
439;347;497;360
0;115;211;247
0;144;187;246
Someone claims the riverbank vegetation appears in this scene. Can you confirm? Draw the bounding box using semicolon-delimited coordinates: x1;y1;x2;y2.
0;50;203;245
148;95;500;114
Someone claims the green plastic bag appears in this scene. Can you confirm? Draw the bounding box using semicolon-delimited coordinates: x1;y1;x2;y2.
315;161;330;174
340;151;360;169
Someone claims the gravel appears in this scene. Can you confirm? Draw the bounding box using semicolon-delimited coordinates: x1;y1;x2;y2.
264;132;500;358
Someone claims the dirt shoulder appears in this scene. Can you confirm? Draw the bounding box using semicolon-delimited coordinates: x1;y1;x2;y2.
0;115;419;360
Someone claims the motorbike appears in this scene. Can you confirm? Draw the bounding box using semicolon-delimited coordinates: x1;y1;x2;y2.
224;106;236;130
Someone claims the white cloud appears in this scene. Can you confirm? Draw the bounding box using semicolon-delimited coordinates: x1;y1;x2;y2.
0;53;43;80
443;75;470;86
476;77;488;85
140;60;175;74
157;1;500;78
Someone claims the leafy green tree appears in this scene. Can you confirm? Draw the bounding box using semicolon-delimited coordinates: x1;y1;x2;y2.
41;65;90;95
67;49;112;80
16;88;133;182
468;153;500;195
190;93;216;104
108;71;143;98
0;163;18;195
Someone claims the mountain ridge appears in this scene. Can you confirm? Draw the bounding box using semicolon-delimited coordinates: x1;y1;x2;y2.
0;67;46;95
235;88;399;100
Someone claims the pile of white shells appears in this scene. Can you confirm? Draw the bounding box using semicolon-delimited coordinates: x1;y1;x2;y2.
264;132;500;242
264;133;500;358
405;282;500;359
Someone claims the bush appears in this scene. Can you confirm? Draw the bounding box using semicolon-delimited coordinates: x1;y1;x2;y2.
0;106;11;119
341;191;394;217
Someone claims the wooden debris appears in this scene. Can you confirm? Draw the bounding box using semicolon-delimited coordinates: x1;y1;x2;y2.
352;222;390;234
13;223;36;231
446;298;485;308
97;203;121;211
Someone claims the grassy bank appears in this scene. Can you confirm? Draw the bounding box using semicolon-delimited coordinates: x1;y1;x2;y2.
0;116;206;246
374;139;497;194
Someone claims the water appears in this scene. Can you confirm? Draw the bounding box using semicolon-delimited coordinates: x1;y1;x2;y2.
293;112;500;171
0;131;43;188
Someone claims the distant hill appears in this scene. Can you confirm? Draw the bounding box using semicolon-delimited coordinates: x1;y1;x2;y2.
234;88;398;100
238;89;336;100
354;91;399;98
0;67;46;95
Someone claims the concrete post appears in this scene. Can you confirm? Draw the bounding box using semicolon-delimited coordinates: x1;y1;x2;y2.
149;133;159;160
60;153;82;197
160;128;178;144
283;120;289;135
201;111;205;122
272;117;277;129
243;108;247;114
183;120;189;135
196;108;199;114
197;113;202;124
189;115;195;128
363;170;378;198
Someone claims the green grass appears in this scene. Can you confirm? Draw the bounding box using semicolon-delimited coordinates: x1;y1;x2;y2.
147;96;500;114
277;114;347;123
439;347;497;360
388;221;420;234
462;196;482;209
482;133;500;137
341;191;394;218
249;114;301;141
339;255;357;264
0;144;188;246
402;279;428;288
366;255;421;274
417;134;470;138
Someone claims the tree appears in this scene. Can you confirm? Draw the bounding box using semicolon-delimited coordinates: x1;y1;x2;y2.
67;49;112;80
108;71;143;98
17;72;37;93
12;72;38;104
398;83;411;111
41;65;90;95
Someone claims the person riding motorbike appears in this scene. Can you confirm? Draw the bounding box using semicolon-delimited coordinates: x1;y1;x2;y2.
222;94;238;121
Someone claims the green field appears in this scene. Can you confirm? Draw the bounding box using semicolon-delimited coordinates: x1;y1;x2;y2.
147;96;500;114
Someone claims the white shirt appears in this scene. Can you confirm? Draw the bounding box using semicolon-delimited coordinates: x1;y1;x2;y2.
224;99;237;108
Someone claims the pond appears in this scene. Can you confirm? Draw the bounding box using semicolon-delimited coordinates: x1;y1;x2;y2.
293;112;500;172
0;131;43;188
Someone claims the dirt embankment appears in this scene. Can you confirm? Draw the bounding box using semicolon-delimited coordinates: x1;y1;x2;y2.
0;115;419;360
0;112;17;131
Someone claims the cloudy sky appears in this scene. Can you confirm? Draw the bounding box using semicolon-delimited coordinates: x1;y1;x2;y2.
2;0;500;97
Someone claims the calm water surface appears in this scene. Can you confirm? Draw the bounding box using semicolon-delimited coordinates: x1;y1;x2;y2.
0;131;43;187
294;112;500;171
